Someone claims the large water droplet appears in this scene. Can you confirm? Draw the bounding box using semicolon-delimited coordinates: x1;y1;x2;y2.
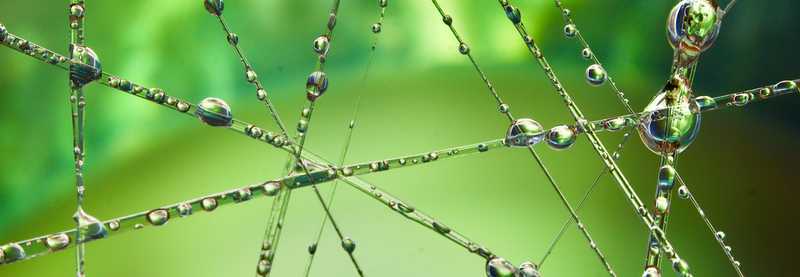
45;234;71;251
518;261;541;277
658;165;676;190
147;209;170;226
546;125;577;150
638;91;701;155
69;44;101;88
504;5;521;24
505;118;545;147
196;97;233;127
667;0;719;52
655;196;670;214
563;24;577;38
204;0;224;16
256;258;271;275
585;64;607;86
486;257;518;277
73;208;108;240
306;71;329;101
341;237;356;253
1;243;25;263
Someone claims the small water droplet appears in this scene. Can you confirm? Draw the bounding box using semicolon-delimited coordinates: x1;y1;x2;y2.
147;209;170;226
371;23;382;33
581;48;592;60
442;14;453;25
177;203;193;217
379;0;388;8
563;24;577;37
201;197;218;211
204;0;224;16
546;125;577;150
341;237;356;253
176;102;190;112
1;243;26;263
307;243;318;255
263;181;281;196
655;196;670;214
312;35;330;55
227;33;239;46
69;45;101;88
306;71;329;101
585;64;607;86
196;97;233;127
486;257;518;277
715;231;725;240
671;257;689;274
45;234;70;250
432;222;451;234
504;5;521;24
677;185;689;199
108;220;120;231
658;165;676;190
642;267;660;277
458;43;470;55
518;261;541;277
341;167;354;176
247;125;263;139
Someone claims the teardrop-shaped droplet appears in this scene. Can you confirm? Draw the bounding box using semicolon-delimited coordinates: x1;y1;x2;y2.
204;0;224;16
715;231;726;240
201;197;218;211
563;24;577;37
341;237;356;253
585;64;607;86
308;242;318;255
69;44;102;88
147;209;170;226
371;23;382;33
518;261;541;277
504;5;521;24
505;118;545;147
312;35;330;55
45;234;71;251
486;257;518;277
306;71;329;101
658;165;676;190
196;97;233;127
1;243;26;263
546;125;577;150
73;208;108;240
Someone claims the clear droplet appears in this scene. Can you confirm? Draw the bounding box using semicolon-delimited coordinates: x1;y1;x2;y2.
1;243;25;263
667;0;719;52
246;69;258;83
563;24;577;37
518;261;541;277
504;5;521;24
45;234;71;250
312;35;330;55
69;44;102;88
147;209;170;226
108;220;120;231
176;101;190;112
546;125;577;150
196;97;233;127
486;257;518;277
371;23;382;33
306;71;329;101
227;33;239;46
177;203;193;217
638;89;701;155
581;48;592;60
694;95;717;111
642;267;660;277
73;208;108;240
458;43;470;55
715;231;725;240
341;237;356;253
671;257;690;274
256;258;271;275
585;64;607;86
505;118;545;147
308;242;318;255
263;181;281;196
201;197;218;211
204;0;224;16
677;185;689;199
655;196;670;214
658;165;676;190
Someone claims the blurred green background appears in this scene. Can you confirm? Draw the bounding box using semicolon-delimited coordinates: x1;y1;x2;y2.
1;0;798;276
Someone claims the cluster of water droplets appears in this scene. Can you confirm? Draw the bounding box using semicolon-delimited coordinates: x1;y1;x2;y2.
503;119;577;150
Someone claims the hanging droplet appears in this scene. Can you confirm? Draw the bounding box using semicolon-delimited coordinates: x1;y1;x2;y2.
667;0;719;52
1;243;25;263
715;231;726;240
585;64;607;86
177;203;193;217
546;125;577;150
204;0;224;16
73;208;108;240
147;209;170;226
307;242;318;255
642;267;660;277
246;69;258;83
201;197;218;211
196;97;233;127
458;43;470;55
341;237;356;253
44;234;70;251
379;0;388;8
69;44;102;88
581;48;592;60
504;5;521;24
505;118;545;147
655;196;670;214
677;185;689;199
486;257;518;277
637;80;701;155
371;23;382;33
671;257;690;275
306;71;329;101
227;33;239;46
442;14;453;25
658;165;676;190
518;261;541;277
312;35;330;55
563;24;577;38
263;181;281;196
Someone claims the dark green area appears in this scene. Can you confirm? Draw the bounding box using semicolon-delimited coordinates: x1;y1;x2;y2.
0;0;798;276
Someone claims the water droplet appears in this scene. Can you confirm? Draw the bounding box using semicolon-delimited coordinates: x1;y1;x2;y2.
201;197;218;211
732;93;752;107
312;35;330;55
263;181;281;196
246;69;258;83
715;231;725;240
658;165;676;190
177;203;193;217
69;4;84;17
73;208;107;240
234;188;252;202
341;237;356;253
774;80;798;94
256;89;267;101
638;86;701;155
227;33;239;46
45;234;70;250
147;209;169;226
667;0;719;52
306;71;329;101
176;101;190;112
486;257;518;277
257;258;271;275
518;261;541;277
380;0;388;8
308;243;318;255
655;196;670;214
499;104;509;113
69;45;102;88
108;221;120;231
477;143;489;152
1;243;25;263
504;5;521;24
0;24;7;41
247;125;263;139
563;24;577;38
694;95;717;111
442;14;453;25
725;245;732;252
581;48;592;60
196;97;233;127
585;64;607;86
341;167;354;176
642;267;660;277
505;118;545;147
546;125;577;150
395;203;415;213
677;185;689;199
671;257;689;274
371;23;382;33
204;0;224;16
432;222;451;234
458;43;470;55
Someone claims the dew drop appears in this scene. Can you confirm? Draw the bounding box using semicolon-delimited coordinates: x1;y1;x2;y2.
585;64;607;86
263;181;281;196
715;231;725;240
256;258;271;275
774;80;798;94
1;243;25;263
234;188;253;202
504;5;521;24
379;0;388;8
658;165;676;190
44;234;70;251
477;143;489;152
246;69;258;83
306;71;329;101
371;23;382;33
177;203;193;217
69;45;102;88
247;125;263;139
505;118;545;147
196;97;233;127
341;167;354;176
432;222;451;234
204;0;224;16
546;125;577;150
308;242;318;255
442;14;453;25
312;35;330;55
108;220;120;231
227;33;239;46
671;258;689;274
486;257;518;277
563;24;577;38
581;48;592;60
642;267;660;277
655;196;670;214
73;208;107;240
732;93;752;107
518;261;541;277
147;209;170;226
694;95;717;111
176;101;190;112
458;43;470;55
341;237;356;253
677;185;689;199
201;197;218;211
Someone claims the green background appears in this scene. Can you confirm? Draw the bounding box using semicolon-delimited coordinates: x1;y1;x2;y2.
1;0;798;276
